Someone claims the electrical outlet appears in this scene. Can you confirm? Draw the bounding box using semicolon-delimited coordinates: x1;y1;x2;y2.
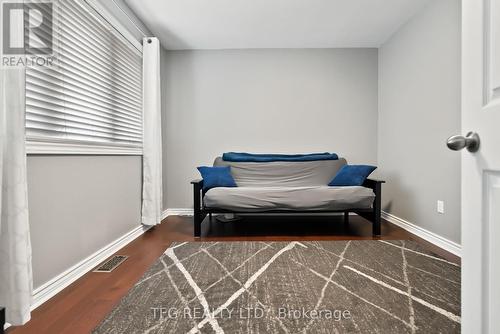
437;200;445;214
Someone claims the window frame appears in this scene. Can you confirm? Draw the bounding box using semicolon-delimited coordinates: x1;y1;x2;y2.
25;0;144;156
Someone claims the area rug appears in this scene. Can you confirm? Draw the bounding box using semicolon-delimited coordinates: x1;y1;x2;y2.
93;240;461;333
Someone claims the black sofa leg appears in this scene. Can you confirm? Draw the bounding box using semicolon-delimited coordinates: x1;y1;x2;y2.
373;213;381;236
372;181;382;236
193;180;203;238
343;212;349;226
194;212;202;238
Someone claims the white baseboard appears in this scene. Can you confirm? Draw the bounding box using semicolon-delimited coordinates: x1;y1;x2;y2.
163;208;194;217
31;224;150;311
381;211;461;257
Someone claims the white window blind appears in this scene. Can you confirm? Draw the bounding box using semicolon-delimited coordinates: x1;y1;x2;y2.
26;0;143;153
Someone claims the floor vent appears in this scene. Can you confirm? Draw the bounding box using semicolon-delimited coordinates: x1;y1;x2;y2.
94;255;128;273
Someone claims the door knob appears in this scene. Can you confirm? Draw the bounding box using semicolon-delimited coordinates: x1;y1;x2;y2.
447;132;480;152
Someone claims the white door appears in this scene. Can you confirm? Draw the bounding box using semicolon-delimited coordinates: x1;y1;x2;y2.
460;0;500;332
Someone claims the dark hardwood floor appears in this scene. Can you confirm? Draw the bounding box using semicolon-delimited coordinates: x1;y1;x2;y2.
8;214;459;334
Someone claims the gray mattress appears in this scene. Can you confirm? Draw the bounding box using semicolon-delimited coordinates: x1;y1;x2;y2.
203;186;375;212
213;157;347;187
206;156;375;212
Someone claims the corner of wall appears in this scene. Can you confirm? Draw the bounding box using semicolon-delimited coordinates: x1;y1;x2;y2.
376;0;461;245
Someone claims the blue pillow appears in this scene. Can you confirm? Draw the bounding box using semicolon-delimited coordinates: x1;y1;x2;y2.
197;166;237;190
328;165;377;186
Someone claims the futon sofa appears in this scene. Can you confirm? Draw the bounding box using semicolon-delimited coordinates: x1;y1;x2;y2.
191;156;384;237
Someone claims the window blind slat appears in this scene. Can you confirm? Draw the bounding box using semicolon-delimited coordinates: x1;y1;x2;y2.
26;114;142;140
29;9;143;79
26;83;142;124
27;69;142;116
28;59;142;107
26;89;142;127
26;100;142;134
27;68;140;116
26;107;143;136
26;0;143;148
55;48;142;100
26;124;142;144
57;45;142;92
60;2;142;64
63;0;141;60
56;31;142;86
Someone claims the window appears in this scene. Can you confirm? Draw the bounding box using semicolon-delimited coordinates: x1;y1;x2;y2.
26;0;143;154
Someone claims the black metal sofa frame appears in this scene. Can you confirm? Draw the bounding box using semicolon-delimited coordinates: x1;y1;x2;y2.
191;178;385;238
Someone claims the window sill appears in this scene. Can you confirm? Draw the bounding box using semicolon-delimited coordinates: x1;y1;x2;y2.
26;140;143;155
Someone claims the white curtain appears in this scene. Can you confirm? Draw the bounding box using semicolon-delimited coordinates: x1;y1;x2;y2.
0;67;33;325
141;37;163;226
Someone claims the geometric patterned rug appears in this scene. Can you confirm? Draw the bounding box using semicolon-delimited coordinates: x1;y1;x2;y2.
93;240;461;333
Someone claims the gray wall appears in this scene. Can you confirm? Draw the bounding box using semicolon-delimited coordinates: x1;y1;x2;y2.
377;0;461;242
28;156;142;288
161;48;379;209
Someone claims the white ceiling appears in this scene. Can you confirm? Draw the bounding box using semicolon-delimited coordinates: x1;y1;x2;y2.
125;0;432;50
